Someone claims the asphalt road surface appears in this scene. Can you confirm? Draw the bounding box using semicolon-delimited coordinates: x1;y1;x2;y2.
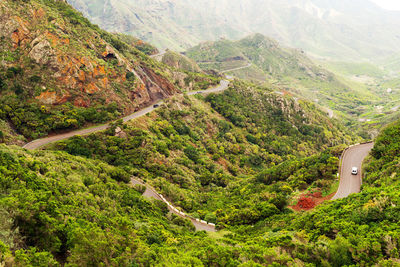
332;142;374;200
23;80;229;150
149;51;166;60
131;178;216;232
221;63;252;74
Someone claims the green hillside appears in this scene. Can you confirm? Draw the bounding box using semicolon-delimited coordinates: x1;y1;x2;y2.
160;50;203;73
2;0;400;266
0;0;218;143
186;34;381;119
50;80;357;228
3;80;400;265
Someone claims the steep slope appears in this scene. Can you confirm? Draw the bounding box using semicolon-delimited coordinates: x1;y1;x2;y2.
0;0;218;141
187;34;331;82
186;34;379;117
113;33;159;55
67;0;400;61
160;50;203;73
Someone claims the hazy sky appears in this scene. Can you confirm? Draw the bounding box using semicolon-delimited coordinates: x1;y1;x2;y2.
371;0;400;10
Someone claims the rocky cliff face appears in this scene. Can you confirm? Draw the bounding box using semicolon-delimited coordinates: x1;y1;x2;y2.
0;0;178;114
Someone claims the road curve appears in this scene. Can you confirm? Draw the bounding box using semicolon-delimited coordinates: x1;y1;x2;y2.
221;63;252;74
23;80;230;150
149;50;166;60
131;178;216;232
332;142;374;200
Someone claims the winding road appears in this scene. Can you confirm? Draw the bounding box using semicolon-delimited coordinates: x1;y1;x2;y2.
22;81;229;231
131;178;216;231
23;80;230;150
221;63;252;74
332;142;374;200
149;50;166;60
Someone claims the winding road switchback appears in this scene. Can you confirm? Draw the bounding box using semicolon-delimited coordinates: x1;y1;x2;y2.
332;142;374;200
23;80;230;150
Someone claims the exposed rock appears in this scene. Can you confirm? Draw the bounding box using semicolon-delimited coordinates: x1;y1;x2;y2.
1;0;182;117
56;92;71;105
115;127;128;138
131;65;176;107
0;17;19;38
85;82;101;94
29;37;56;66
35;91;71;105
102;45;124;65
115;127;122;134
31;7;46;19
0;14;30;49
172;71;190;89
73;97;90;107
36;91;56;105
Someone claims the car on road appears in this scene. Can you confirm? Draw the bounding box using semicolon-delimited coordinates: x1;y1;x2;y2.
153;104;159;108
351;167;358;175
196;91;203;94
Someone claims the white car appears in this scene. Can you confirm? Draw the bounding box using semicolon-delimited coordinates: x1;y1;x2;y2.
351;167;358;175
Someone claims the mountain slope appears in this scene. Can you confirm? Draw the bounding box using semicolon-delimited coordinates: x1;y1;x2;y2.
50;80;358;227
160;50;203;73
186;34;380;118
0;0;218;142
67;0;400;61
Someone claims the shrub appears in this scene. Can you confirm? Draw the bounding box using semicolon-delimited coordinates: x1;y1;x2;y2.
126;72;136;81
29;75;41;83
0;77;5;90
108;168;131;183
184;145;200;162
12;84;23;95
6;67;22;78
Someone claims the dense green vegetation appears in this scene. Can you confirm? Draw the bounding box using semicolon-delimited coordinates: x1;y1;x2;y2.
218;119;400;266
0;145;246;266
4;80;400;266
3;1;400;266
0;97;121;140
50;81;356;226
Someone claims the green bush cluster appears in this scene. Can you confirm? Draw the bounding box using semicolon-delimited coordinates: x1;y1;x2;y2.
0;97;121;139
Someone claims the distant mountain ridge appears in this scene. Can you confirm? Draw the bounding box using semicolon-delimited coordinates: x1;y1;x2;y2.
186;34;380;117
67;0;400;61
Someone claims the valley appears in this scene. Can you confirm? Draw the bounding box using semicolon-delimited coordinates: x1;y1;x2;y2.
1;0;400;266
